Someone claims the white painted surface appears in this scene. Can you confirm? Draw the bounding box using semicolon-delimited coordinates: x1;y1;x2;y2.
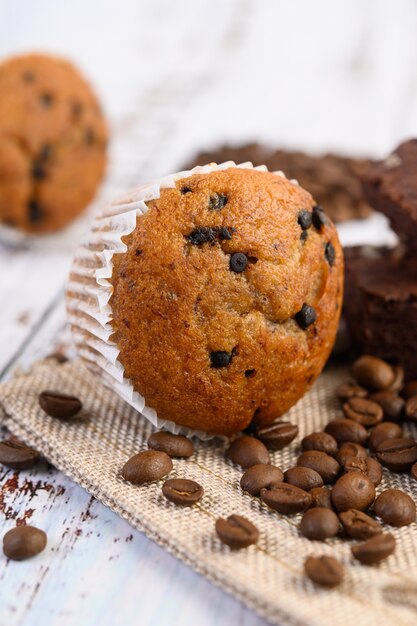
0;1;416;624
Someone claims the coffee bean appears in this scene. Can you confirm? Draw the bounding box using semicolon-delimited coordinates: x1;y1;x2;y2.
148;431;194;458
295;303;317;329
339;509;383;539
370;391;404;421
364;457;383;487
230;253;248;273
387;365;404;392
0;439;40;469
298;210;312;230
338;454;381;486
301;432;338;455
376;438;417;472
374;489;416;527
309;486;333;510
404;395;417;423
210;350;233;368
339;455;367;475
226;436;269;468
304;555;344;587
297;451;341;484
325;242;335;266
343;397;383;427
403;380;417;399
331;472;375;512
38;390;82;419
369;422;403;452
255;421;298;450
325;419;368;445
412;462;417;480
335;442;368;466
240;464;284;496
162;479;203;506
215;515;259;549
121;450;173;485
337;382;368;402
260;483;312;514
351;533;396;565
300;507;340;540
352;355;394;391
209;193;228;210
312;205;328;230
3;526;47;560
284;466;323;491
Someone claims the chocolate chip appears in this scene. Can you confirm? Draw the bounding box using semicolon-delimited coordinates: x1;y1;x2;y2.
374;489;416;527
226;435;269;468
230;252;248;273
240;463;284;496
255;421;298;450
260;483;312;514
162;478;203;506
22;71;35;83
300;508;340;540
71;100;83;119
3;526;47;561
339;509;383;539
209;193;228;210
298;210;312;230
295;303;317;329
376;437;417;472
28;199;43;223
180;186;192;194
39;92;54;107
351;533;396;565
244;368;256;378
301;432;338;455
304;555;344;587
32;144;52;180
84;127;95;145
187;227;217;245
312;205;328;230
148;431;194;458
300;230;308;242
121;450;173;485
215;515;259;549
210;350;233;368
32;161;46;179
39;390;82;419
331;472;376;512
217;227;233;240
325;242;335;266
0;439;40;470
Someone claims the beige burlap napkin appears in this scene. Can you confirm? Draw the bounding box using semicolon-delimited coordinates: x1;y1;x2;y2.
0;358;416;626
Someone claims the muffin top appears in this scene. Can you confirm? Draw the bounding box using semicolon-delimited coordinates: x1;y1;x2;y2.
109;167;343;435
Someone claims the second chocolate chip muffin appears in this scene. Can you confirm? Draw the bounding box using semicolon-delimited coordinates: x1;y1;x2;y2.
107;167;343;435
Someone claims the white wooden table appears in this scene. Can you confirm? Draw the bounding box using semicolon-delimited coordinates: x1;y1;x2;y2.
0;1;416;624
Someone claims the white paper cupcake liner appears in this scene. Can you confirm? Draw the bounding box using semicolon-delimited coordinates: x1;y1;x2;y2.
66;161;290;439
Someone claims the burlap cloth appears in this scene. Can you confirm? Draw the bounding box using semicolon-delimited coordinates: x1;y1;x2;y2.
0;358;416;626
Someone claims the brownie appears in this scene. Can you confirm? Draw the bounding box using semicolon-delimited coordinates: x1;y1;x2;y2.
362;139;417;248
183;144;372;223
343;246;417;379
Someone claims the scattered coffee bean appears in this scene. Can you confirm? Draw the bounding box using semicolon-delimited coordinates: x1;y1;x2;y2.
162;479;203;506
369;422;403;452
351;533;396;565
324;419;368;445
210;350;233;368
230;253;248;273
304;555;344;587
121;450;173;485
331;472;375;512
339;509;383;539
3;526;47;561
255;421;298;451
376;437;417;472
403;380;417;399
260;483;312;514
336;442;367;466
411;462;417;480
404;395;417;423
226;436;269;469
343;397;383;427
312;205;328;230
352;355;394;391
309;486;333;510
298;210;312;230
325;242;335;266
38;390;82;419
301;432;338;455
209;193;228;210
369;391;404;421
387;365;404;392
374;489;416;527
284;466;323;491
0;439;40;470
215;515;259;549
339;455;367;475
297;451;341;484
240;464;284;496
364;457;383;487
295;303;317;329
148;431;194;458
337;382;368;402
300;507;340;540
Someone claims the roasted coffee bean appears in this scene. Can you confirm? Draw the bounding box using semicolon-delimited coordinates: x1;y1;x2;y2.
226;436;269;469
404;395;417;423
309;487;333;510
369;422;403;452
38;390;82;419
374;489;416;527
255;421;298;450
376;438;417;472
215;515;259;549
343;397;383;427
324;242;335;266
209;193;228;210
369;391;404;421
352;355;394;391
364;457;383;487
210;350;233;368
335;442;367;466
295;303;317;329
284;466;323;491
339;455;382;487
331;472;375;512
337;382;368;402
260;483;312;514
298;210;312;230
387;365;404;392
300;508;340;540
0;439;40;469
162;479;203;506
403;380;417;399
312;205;328;230
304;555;344;587
339;509;383;539
301;432;338;455
297;451;341;484
411;462;417;480
240;464;284;496
148;431;194;458
3;526;47;561
351;533;396;565
340;455;367;474
229;253;248;273
121;450;173;485
325;418;368;445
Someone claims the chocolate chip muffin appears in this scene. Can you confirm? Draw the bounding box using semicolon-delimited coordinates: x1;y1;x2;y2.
104;167;343;435
0;53;107;233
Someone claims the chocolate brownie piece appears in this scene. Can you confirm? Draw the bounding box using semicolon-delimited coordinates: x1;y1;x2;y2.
183;144;372;223
362;139;417;248
343;246;417;379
